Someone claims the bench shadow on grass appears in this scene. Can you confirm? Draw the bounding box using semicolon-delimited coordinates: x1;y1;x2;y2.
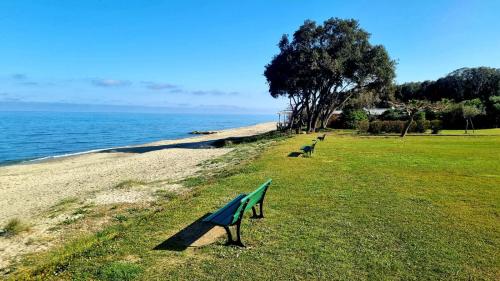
288;152;303;157
153;213;223;252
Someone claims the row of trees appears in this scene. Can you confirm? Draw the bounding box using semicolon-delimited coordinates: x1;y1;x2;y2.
395;67;500;127
265;18;500;133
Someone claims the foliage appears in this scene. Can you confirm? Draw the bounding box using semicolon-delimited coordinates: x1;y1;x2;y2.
342;109;368;129
369;120;407;134
356;120;370;133
391;100;445;137
415;119;430;133
461;99;484;133
348;91;384;109
264;18;395;132
490;95;500;125
395;67;500;127
441;102;466;129
462;99;484;118
430;120;443;134
380;108;408;121
490;95;500;112
414;111;426;121
395;67;500;102
367;120;429;134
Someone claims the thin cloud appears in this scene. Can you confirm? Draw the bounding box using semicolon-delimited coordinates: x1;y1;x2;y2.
142;81;178;90
168;88;184;93
9;74;43;86
0;92;22;102
11;73;27;80
191;90;240;96
19;81;40;86
92;79;131;87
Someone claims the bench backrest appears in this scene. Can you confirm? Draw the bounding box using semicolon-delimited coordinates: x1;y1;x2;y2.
231;179;272;224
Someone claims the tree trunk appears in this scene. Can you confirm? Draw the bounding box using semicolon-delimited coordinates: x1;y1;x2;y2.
465;118;469;134
309;112;319;133
401;115;415;138
470;117;475;133
306;117;312;133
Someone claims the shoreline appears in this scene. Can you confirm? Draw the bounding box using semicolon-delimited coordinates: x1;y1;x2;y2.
0;121;276;223
1;121;276;167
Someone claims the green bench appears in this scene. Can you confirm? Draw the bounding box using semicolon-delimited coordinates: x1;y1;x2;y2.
300;140;317;156
203;179;272;247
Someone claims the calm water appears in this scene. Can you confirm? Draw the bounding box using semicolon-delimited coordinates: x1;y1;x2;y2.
0;111;274;165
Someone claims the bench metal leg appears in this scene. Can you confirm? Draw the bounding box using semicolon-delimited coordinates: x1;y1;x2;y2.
259;202;264;218
234;222;244;247
251;203;264;218
223;223;245;247
223;226;233;245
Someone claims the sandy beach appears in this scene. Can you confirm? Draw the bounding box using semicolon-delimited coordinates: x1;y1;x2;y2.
0;122;275;269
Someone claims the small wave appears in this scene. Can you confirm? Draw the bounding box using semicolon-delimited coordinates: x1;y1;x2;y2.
23;147;117;163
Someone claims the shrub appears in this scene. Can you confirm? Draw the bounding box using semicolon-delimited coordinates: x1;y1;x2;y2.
356;120;370;133
415;119;431;133
392;121;408;133
369;120;384;134
430;120;443;134
441;103;464;129
342;109;368;129
424;108;440;120
368;120;426;134
414;111;426;121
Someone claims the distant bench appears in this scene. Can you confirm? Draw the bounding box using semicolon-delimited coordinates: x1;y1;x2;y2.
203;179;272;247
300;140;317;156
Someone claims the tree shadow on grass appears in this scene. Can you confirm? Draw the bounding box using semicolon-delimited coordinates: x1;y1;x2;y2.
153;213;224;251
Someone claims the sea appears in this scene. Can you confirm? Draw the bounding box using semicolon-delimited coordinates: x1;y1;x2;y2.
0;111;274;166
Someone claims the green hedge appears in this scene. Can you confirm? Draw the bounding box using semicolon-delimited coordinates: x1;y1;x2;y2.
367;120;430;134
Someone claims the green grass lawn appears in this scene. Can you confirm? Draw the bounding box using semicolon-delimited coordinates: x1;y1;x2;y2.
12;133;500;280
440;128;500;135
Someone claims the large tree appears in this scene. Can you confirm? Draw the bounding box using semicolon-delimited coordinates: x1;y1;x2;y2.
264;18;395;132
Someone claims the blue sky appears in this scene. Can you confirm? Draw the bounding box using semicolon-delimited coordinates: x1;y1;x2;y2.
1;0;499;113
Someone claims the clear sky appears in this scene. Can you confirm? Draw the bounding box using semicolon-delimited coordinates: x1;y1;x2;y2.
1;0;499;113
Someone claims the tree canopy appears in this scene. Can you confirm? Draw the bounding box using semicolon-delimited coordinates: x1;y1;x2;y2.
395;67;500;102
395;67;500;127
264;18;395;132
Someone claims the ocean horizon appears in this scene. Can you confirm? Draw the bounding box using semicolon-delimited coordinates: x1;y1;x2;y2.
0;111;274;166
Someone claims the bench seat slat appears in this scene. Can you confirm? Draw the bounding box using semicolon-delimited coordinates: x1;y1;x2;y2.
203;194;246;226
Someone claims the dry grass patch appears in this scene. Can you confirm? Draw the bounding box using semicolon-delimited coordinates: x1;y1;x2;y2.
1;218;30;238
114;180;147;189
